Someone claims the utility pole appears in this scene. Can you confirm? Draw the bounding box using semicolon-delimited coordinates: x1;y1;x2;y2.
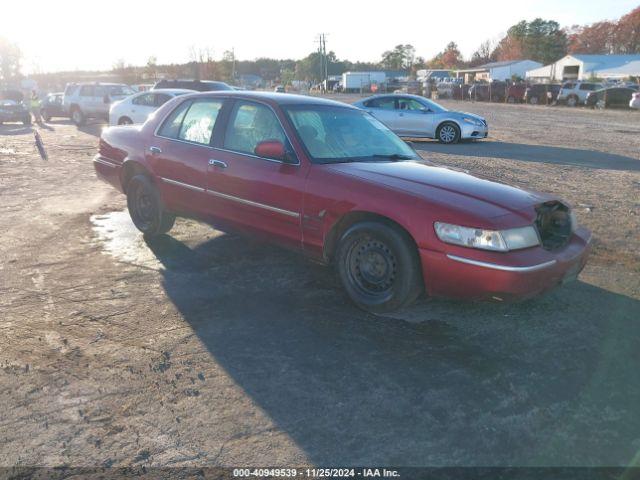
316;33;329;92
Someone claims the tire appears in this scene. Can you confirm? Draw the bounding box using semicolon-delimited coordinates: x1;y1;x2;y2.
118;117;133;125
23;116;31;126
437;122;461;144
126;174;175;237
42;111;51;122
596;99;606;110
529;96;539;105
506;96;516;104
71;107;85;126
336;221;422;313
566;95;579;107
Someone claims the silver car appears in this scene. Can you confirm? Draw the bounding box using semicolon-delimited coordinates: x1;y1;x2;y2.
353;94;488;144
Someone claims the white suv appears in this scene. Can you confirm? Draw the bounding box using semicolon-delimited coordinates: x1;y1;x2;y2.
557;81;603;107
63;83;135;125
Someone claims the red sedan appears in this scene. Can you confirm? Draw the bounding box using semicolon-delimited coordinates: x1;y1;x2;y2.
94;92;591;313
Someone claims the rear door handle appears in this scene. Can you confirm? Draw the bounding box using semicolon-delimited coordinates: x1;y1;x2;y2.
149;146;162;155
209;159;227;168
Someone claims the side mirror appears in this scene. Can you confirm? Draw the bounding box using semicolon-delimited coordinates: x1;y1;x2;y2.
255;140;287;162
103;94;111;104
420;107;431;113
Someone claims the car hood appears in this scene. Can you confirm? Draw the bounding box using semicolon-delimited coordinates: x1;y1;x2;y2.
326;160;553;218
447;111;485;122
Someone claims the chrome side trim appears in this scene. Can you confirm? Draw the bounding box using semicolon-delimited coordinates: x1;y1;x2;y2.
206;189;300;218
446;254;557;272
93;156;119;168
160;177;205;193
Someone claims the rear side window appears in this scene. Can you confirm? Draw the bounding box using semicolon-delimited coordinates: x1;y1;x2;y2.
158;100;192;138
132;93;155;106
223;101;286;155
580;84;597;91
177;99;223;145
365;97;396;110
79;85;94;96
562;83;575;89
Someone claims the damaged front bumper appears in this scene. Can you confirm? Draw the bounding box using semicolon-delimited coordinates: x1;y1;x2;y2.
419;227;592;301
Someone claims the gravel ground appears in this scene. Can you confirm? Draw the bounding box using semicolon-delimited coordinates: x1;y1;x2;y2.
1;99;639;470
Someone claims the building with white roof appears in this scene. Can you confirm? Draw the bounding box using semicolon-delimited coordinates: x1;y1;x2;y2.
526;54;640;82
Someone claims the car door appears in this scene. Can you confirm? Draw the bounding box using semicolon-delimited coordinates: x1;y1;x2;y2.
78;85;95;114
394;97;434;137
130;93;156;124
363;97;399;130
93;85;109;117
148;97;224;217
205;99;305;249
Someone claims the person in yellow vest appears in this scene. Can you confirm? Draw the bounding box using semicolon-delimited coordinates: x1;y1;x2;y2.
30;90;43;125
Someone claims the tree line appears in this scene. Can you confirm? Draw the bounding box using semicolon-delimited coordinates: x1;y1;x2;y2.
1;5;638;87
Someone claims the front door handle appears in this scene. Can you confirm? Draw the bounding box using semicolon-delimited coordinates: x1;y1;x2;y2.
149;146;162;155
209;159;227;168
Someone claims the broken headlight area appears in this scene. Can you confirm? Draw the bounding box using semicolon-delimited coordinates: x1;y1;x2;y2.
535;201;573;250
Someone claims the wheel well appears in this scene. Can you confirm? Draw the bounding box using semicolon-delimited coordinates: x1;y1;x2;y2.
436;120;459;133
118;116;132;124
121;161;152;193
69;104;80;112
323;211;420;264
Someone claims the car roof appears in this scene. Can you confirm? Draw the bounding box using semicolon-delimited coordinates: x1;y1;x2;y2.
180;91;358;108
354;93;428;102
146;88;194;95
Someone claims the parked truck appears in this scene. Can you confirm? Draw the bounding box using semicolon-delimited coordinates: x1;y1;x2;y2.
342;71;386;93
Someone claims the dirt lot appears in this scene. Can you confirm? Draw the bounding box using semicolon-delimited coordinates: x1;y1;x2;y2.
1;99;639;470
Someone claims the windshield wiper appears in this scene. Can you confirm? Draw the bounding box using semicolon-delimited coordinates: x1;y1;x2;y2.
368;153;416;161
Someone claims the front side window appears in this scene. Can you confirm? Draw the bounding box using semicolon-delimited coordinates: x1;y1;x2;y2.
285;105;417;163
155;93;173;106
224;101;286;155
177;99;223;145
397;98;424;111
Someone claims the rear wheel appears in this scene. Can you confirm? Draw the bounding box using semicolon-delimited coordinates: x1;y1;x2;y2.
126;174;175;237
71;107;85;126
566;95;579;107
506;96;516;104
118;116;133;125
42;110;52;122
23;115;31;126
529;96;539;105
437;122;460;144
336;221;422;313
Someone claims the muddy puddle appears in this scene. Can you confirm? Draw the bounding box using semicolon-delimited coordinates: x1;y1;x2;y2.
90;210;163;269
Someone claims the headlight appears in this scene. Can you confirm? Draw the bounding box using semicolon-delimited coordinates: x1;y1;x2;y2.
434;222;540;252
462;117;484;126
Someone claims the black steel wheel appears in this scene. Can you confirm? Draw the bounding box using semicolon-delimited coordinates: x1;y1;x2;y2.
336;221;422;313
126;174;175;237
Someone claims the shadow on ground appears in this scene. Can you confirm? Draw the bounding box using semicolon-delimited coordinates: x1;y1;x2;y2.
140;231;640;466
414;141;640;172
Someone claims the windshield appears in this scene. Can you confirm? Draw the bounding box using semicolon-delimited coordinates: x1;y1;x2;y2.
109;85;135;96
284;105;418;164
420;98;447;113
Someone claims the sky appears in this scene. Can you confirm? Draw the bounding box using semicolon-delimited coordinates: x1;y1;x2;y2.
3;0;639;74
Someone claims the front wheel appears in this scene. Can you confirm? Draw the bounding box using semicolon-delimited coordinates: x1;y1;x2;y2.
336;222;422;313
437;122;461;144
566;95;579;107
126;175;175;237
